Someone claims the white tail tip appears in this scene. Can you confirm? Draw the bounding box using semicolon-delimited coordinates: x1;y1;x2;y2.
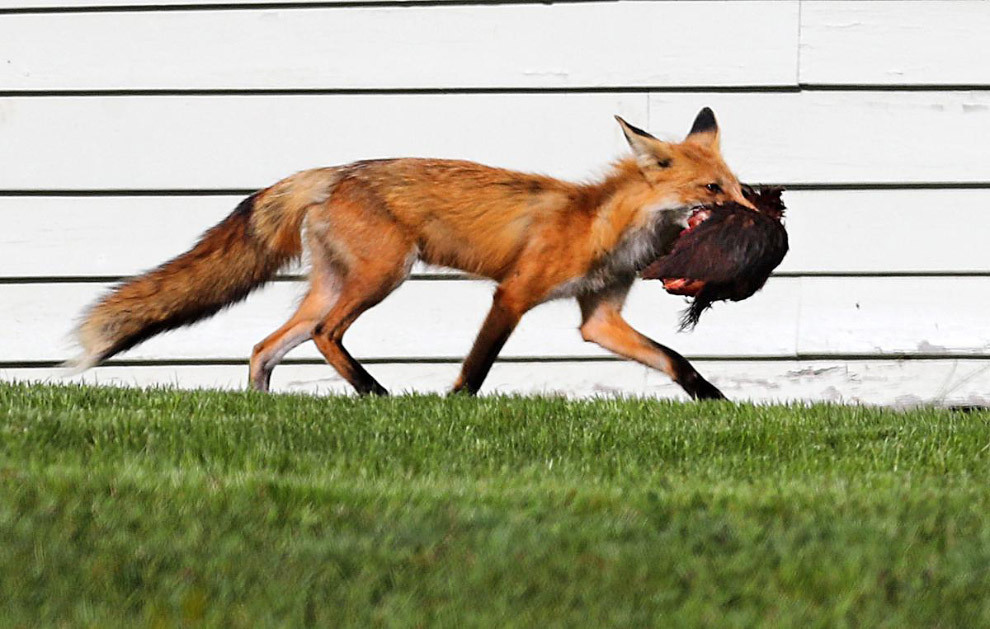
60;352;100;378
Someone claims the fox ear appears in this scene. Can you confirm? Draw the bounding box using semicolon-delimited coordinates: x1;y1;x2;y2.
615;115;674;170
685;107;720;150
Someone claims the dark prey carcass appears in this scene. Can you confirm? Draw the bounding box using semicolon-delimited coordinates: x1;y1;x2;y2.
642;186;788;330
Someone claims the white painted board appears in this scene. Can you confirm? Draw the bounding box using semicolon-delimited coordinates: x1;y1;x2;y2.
647;91;990;185
4;276;990;363
0;278;802;362
781;190;990;275
801;2;990;86
3;91;989;189
0;93;648;188
3;189;988;278
3;359;988;407
0;2;799;90
797;277;990;357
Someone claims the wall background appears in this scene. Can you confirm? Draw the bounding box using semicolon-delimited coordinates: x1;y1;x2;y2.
1;0;988;405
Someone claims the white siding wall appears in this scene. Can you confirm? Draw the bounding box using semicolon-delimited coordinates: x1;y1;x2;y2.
1;0;987;405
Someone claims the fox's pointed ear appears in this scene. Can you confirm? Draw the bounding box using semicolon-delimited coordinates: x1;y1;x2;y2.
685;107;720;150
615;115;674;170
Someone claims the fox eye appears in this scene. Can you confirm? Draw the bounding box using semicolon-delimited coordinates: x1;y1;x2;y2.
706;183;722;194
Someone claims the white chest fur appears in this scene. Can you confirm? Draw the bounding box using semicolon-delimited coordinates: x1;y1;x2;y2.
545;205;691;301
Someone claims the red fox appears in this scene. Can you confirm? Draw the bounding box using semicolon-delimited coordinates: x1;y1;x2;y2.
72;108;756;400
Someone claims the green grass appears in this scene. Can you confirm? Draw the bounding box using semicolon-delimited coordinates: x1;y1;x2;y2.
1;382;989;627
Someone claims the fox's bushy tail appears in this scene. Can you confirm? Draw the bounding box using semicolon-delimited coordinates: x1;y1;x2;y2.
69;170;335;370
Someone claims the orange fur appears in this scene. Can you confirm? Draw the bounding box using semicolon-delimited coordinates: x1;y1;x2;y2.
72;109;748;400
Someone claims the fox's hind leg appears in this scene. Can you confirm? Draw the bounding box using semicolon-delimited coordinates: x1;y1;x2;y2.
310;261;412;395
249;286;337;392
248;246;411;395
306;192;418;396
248;214;352;392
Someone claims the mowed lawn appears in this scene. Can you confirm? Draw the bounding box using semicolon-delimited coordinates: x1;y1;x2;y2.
1;383;988;627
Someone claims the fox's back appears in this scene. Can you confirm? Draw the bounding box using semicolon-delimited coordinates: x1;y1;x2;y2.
335;158;584;279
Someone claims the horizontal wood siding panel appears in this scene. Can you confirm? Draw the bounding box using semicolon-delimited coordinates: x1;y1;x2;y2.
0;2;799;90
3;359;988;406
0;94;649;188
1;279;801;361
784;189;990;274
646;91;990;185
796;278;990;357
3;91;988;189
800;2;990;86
3;189;989;278
4;277;989;362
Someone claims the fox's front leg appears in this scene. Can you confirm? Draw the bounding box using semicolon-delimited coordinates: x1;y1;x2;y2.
578;285;725;401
